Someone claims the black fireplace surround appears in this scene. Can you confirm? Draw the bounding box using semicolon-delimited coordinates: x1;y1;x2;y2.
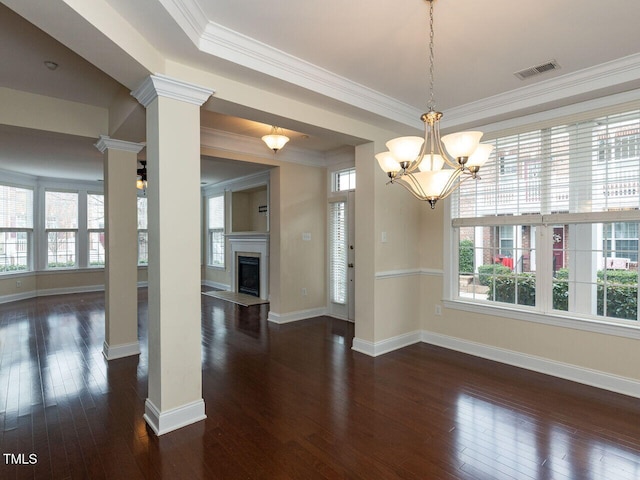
238;256;260;297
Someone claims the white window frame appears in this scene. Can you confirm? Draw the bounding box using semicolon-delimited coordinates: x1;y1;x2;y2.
0;183;34;274
45;190;79;269
137;196;148;266
329;200;348;305
87;193;105;267
444;102;640;339
332;167;356;193
207;194;225;268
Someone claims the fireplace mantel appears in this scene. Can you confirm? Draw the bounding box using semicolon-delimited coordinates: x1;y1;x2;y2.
227;233;269;300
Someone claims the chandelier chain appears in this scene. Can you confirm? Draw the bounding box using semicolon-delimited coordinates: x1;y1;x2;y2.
427;0;435;111
374;0;491;209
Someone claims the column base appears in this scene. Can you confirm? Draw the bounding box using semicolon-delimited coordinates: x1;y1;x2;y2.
102;341;141;360
143;398;206;436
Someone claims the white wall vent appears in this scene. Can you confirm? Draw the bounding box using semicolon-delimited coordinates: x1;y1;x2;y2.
514;60;561;80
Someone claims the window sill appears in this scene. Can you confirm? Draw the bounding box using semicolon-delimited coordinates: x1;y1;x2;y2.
206;265;226;271
443;298;640;340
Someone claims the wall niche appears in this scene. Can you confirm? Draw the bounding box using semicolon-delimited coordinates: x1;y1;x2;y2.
231;185;268;233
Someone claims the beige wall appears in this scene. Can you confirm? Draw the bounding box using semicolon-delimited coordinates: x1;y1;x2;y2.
271;162;326;314
417;204;640;384
0;268;148;303
421;274;640;381
231;187;268;232
0;273;37;298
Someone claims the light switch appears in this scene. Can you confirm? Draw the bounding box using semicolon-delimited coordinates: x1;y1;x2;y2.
381;231;388;243
302;232;311;241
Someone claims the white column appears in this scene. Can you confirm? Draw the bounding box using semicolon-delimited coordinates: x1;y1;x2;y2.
132;74;213;435
95;135;145;360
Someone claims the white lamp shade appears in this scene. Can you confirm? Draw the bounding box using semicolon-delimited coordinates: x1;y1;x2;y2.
262;133;290;151
413;169;456;198
441;131;483;158
385;136;424;163
467;143;494;168
375;152;401;173
417;154;445;172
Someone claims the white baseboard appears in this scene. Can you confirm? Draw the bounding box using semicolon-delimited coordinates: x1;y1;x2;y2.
352;330;422;357
267;307;327;324
143;398;206;436
0;281;149;305
102;341;141;360
421;331;640;399
0;291;37;304
202;280;230;290
38;284;105;297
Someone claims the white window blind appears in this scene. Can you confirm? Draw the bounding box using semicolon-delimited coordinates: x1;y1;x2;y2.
45;191;78;268
329;201;347;304
0;184;33;273
450;107;640;326
87;194;105;266
137;197;148;265
453;109;640;220
0;185;33;228
208;195;225;267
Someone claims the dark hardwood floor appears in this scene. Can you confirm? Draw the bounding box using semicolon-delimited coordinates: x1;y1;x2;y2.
1;289;639;479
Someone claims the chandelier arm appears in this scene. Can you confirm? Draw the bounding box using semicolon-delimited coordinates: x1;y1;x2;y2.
406;121;431;174
432;118;458;169
403;172;428;198
437;170;478;201
395;177;429;201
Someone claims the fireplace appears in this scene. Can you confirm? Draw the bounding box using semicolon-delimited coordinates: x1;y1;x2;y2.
238;256;260;297
228;233;269;300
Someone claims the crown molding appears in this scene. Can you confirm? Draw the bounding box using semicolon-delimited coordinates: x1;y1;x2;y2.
160;1;640;132
443;53;640;130
200;127;326;168
158;0;421;128
94;135;145;154
131;74;214;108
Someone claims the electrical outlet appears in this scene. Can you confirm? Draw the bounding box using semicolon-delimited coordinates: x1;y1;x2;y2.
301;288;307;296
16;280;22;288
434;304;442;316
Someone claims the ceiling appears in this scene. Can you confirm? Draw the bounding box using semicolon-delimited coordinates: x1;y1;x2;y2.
2;0;640;183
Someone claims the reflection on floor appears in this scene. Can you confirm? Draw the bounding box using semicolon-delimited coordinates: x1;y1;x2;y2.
0;289;639;479
201;290;269;307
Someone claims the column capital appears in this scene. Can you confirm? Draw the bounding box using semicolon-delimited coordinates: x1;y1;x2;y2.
95;135;146;154
131;74;214;108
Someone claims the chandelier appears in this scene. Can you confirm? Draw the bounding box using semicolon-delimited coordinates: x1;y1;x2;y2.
375;0;494;208
262;126;290;152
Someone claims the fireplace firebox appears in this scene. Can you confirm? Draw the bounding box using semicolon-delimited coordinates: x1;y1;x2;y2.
238;256;260;297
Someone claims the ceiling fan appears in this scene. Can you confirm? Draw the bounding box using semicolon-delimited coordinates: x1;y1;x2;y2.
136;161;147;191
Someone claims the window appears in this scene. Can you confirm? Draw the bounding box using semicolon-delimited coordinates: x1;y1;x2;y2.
452;109;640;325
604;222;638;263
208;195;225;267
0;184;33;273
87;194;105;266
137;197;148;265
329;201;347;304
333;168;356;192
45;191;78;268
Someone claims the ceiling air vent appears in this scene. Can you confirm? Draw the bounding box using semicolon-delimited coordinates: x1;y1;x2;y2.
514;60;560;80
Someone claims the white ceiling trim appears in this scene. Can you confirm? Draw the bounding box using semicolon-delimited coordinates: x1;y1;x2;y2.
443;53;640;130
160;0;640;134
200;127;327;168
131;73;215;107
159;0;422;128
